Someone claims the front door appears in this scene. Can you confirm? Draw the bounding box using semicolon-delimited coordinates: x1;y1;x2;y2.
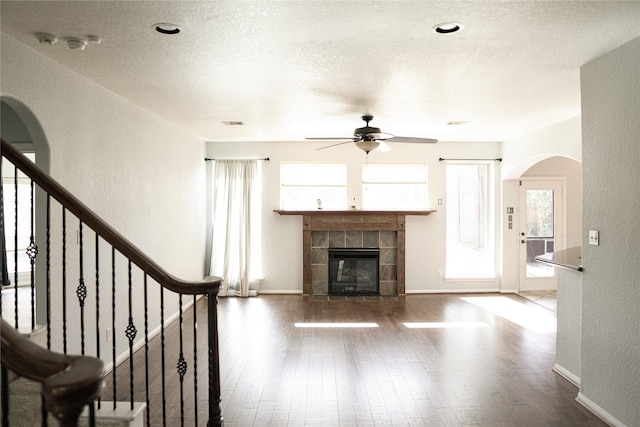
518;179;564;291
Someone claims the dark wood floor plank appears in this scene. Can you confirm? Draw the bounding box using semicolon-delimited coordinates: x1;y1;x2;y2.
102;293;605;426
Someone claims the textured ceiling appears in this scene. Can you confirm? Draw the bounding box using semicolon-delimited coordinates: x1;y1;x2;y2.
1;1;640;143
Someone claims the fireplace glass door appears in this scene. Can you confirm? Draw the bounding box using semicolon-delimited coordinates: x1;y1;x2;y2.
328;248;379;295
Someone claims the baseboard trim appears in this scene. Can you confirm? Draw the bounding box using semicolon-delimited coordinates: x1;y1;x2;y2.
405;288;501;294
553;363;580;387
576;392;626;427
257;290;304;295
257;289;514;296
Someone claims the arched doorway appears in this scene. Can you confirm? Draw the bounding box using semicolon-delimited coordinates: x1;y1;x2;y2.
1;97;50;327
515;156;582;293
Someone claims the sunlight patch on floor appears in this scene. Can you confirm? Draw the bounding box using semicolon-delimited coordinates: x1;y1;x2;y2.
403;321;489;329
294;322;379;328
461;296;556;333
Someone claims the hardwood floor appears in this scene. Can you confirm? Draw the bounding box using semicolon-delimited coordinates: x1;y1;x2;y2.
103;293;605;426
518;291;557;313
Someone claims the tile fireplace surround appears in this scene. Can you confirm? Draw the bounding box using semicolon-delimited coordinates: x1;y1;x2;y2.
274;210;435;295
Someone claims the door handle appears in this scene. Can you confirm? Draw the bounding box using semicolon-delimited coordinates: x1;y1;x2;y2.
521;240;526;244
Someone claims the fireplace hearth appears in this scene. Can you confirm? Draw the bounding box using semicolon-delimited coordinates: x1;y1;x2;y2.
328;248;379;295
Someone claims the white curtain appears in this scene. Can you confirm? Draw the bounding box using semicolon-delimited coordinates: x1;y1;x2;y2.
209;160;262;297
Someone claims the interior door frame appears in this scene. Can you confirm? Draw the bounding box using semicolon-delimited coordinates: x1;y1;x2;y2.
518;177;566;292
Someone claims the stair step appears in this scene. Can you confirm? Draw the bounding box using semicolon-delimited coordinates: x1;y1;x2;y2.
0;376;145;427
0;376;44;426
80;402;147;427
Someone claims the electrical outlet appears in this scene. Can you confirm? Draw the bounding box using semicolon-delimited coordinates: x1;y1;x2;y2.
106;327;112;342
589;230;599;246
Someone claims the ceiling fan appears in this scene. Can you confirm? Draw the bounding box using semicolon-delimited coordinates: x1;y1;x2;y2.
306;115;437;154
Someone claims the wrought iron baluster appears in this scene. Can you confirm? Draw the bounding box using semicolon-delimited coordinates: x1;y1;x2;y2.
177;294;186;426
89;402;96;427
13;166;18;330
193;295;198;427
160;286;167;427
143;274;150;427
95;232;101;409
28;180;37;331
46;195;51;350
0;157;4;316
62;207;67;354
44;193;52;426
125;260;137;410
77;221;87;355
111;246;117;410
41;395;48;427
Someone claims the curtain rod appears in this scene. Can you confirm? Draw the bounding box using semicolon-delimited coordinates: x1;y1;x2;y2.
205;157;270;162
438;157;502;162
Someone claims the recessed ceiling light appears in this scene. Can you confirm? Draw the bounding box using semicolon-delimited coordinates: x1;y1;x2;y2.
153;23;181;35
222;121;244;126
447;120;470;126
433;22;463;34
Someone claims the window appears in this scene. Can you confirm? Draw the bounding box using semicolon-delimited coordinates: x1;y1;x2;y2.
445;162;495;278
210;160;262;296
362;162;428;210
525;190;554;238
280;162;346;210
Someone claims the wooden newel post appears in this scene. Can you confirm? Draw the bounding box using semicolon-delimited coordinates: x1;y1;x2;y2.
207;291;224;426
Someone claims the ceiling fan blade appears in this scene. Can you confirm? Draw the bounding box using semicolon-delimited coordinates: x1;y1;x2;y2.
306;137;357;141
315;140;354;151
377;141;392;152
366;132;395;141
386;136;438;143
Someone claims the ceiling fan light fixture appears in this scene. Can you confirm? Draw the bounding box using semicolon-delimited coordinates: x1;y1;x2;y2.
433;22;463;34
355;140;380;154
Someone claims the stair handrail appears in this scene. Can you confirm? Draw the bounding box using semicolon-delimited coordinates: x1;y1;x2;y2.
1;137;221;294
1;318;104;427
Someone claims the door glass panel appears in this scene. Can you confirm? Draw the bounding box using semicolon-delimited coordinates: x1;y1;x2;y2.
525;189;555;278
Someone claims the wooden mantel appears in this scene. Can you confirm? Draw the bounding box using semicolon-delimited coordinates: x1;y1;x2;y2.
274;210;436;295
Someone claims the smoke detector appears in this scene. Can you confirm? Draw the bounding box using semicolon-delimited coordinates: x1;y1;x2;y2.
34;32;102;50
67;38;87;50
66;35;101;50
35;33;57;46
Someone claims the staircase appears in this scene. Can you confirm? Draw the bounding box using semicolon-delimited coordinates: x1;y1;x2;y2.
1;137;224;426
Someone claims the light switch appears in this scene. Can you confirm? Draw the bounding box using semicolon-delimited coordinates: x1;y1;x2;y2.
589;230;599;246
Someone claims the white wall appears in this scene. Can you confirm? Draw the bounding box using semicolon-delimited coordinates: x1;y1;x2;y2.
502;116;582;180
578;36;640;425
1;33;207;365
206;139;502;293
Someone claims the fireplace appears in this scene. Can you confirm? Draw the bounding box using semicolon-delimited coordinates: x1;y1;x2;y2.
273;209;436;295
328;248;379;295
